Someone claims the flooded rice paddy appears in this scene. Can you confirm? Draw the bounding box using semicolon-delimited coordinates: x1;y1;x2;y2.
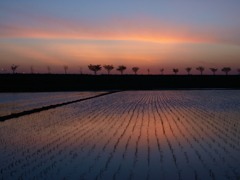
0;91;106;117
0;90;240;180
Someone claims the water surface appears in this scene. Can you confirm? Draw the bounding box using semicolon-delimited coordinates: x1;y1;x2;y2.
0;90;239;180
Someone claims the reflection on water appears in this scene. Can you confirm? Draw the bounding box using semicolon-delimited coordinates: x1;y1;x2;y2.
0;90;239;180
0;91;106;116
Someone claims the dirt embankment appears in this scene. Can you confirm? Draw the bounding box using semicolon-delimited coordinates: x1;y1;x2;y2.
0;74;239;92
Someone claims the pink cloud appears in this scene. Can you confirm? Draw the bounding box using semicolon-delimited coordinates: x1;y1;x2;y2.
1;10;240;46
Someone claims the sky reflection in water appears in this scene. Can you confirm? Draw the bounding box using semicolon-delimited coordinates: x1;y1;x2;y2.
0;90;239;180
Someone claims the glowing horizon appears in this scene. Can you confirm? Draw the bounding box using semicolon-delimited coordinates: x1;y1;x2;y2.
1;0;240;74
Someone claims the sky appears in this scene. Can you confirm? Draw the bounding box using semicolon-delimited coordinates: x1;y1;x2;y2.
0;0;240;74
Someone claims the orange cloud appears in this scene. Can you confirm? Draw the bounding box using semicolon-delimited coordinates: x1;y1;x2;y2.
1;11;240;75
1;11;240;45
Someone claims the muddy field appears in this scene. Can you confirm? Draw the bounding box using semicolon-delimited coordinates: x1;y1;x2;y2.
0;90;239;180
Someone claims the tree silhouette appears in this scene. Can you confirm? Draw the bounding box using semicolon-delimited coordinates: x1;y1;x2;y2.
132;67;139;75
1;68;6;74
63;65;68;74
210;68;218;75
79;66;82;74
222;67;231;75
196;66;204;75
11;64;19;74
103;65;114;75
88;64;102;75
159;68;164;75
47;66;51;74
173;68;179;75
185;67;192;75
30;66;34;74
147;69;150;75
237;69;240;75
116;65;127;75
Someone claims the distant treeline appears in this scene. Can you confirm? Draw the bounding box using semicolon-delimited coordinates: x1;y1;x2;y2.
5;64;240;75
0;74;239;92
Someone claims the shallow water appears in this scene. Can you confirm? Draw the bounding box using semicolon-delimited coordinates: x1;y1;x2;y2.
0;90;239;180
0;91;106;116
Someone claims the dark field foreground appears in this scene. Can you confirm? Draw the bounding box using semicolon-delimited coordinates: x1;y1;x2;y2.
0;91;240;179
0;74;240;92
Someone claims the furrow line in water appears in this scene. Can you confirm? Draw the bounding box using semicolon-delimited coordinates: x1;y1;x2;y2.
34;102;117;179
1;90;240;179
93;95;146;180
176;95;239;163
103;94;146;180
173;94;239;179
151;95;165;178
0;94;116;172
164;92;231;179
164;93;218;179
153;94;176;179
0;107;106;179
42;93;132;179
127;94;149;180
124;94;149;180
0;92;124;179
161;93;210;179
73;92;137;179
0;91;121;122
157;94;183;179
63;93;133;179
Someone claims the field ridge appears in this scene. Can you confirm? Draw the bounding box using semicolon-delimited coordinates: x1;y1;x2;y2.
1;74;240;92
0;91;121;122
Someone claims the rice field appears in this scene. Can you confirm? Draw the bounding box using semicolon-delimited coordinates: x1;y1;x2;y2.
0;90;239;180
0;91;106;117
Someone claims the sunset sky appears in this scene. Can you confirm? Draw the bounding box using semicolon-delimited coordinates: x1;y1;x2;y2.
1;0;240;74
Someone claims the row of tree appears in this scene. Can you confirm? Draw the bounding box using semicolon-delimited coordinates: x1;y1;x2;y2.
6;64;240;75
88;65;237;75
